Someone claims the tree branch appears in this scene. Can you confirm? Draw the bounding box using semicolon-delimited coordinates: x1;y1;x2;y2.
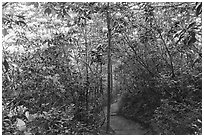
2;2;8;7
122;34;156;77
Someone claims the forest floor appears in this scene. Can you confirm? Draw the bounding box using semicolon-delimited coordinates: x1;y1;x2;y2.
104;103;150;135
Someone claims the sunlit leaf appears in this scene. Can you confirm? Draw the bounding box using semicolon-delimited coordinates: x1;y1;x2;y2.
16;118;26;131
173;30;184;38
52;74;60;84
25;111;35;122
11;63;18;68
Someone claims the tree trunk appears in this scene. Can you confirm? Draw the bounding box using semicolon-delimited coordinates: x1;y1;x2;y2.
100;62;103;95
84;18;89;120
106;2;112;134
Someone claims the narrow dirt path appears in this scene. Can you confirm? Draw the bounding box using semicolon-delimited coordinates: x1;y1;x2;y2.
104;103;149;135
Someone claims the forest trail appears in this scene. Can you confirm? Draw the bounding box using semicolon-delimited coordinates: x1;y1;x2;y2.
104;103;149;135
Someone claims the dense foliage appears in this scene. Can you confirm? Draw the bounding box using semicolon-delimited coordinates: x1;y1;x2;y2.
2;2;202;135
2;2;107;135
2;42;106;134
115;2;202;135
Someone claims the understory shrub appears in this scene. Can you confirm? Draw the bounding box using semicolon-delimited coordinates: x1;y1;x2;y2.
150;73;202;135
118;86;162;127
2;45;105;135
117;73;202;135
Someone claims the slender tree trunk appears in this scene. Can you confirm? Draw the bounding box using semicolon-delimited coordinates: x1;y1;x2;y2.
84;18;89;117
100;62;103;95
106;2;112;134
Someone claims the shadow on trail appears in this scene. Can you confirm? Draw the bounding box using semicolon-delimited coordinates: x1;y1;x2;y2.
104;103;150;135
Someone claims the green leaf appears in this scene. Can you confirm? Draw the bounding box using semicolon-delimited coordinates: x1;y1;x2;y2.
2;17;10;24
16;20;27;26
16;118;26;131
189;31;196;38
87;16;91;20
196;3;202;16
173;30;181;38
64;13;71;20
25;2;33;6
44;8;52;15
188;37;197;45
57;14;62;19
16;15;25;20
33;2;39;8
3;58;9;72
8;25;12;29
187;22;196;29
2;28;8;36
62;9;66;15
26;2;38;8
42;40;48;45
